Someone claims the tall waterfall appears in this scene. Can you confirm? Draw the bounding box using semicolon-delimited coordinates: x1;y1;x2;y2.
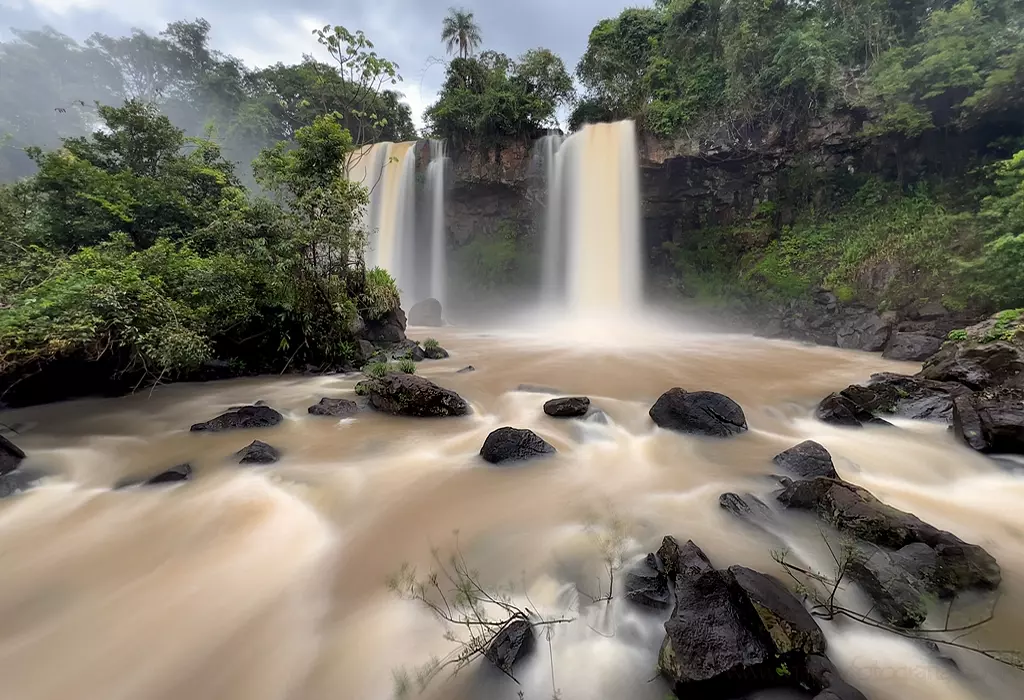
345;141;417;295
538;133;565;304
542;120;643;314
426;140;448;308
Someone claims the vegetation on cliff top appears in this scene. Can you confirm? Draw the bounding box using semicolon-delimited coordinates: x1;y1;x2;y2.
0;25;405;402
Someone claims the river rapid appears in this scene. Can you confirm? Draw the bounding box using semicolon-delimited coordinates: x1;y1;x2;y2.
1;314;1023;700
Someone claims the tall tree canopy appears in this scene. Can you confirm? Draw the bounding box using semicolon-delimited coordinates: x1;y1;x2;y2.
441;8;483;59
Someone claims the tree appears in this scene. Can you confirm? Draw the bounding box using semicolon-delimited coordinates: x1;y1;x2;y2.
441;8;483;59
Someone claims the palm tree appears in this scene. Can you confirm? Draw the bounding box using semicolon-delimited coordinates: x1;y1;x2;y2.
441;8;482;59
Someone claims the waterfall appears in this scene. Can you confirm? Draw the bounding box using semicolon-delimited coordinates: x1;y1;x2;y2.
345;141;417;297
539;133;565;305
426;140;448;308
542;120;643;315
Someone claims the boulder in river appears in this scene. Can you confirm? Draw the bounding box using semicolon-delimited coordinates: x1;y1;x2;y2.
308;397;359;418
360;306;407;345
655;536;862;699
0;467;45;499
235;440;280;465
649;388;748;437
408;298;443;327
772;440;838;479
116;463;193;488
362;373;469;417
480;427;556;465
484;617;535;675
457;365;476;374
624;553;672;609
0;434;26;475
920;340;1024;390
882;332;942;362
543;396;590;418
190;405;283;432
952;387;1024;454
815;393;892;428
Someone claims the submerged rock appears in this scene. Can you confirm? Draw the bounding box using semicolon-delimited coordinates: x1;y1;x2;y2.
484;617;535;675
235;440;280;465
363;373;469;417
815;393;892;427
190;405;283;432
387;339;426;362
408;298;443;327
0;434;26;475
516;383;563;394
307;397;359;418
543;396;591;418
952;387;1024;453
0;467;45;499
116;463;192;488
773;440;838;479
649;388;748;437
480;427;556;465
457;365;476;374
423;344;449;360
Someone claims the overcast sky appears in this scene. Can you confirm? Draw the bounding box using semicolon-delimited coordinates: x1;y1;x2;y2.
0;0;643;130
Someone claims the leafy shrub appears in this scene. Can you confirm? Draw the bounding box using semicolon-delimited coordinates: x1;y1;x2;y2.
365;360;390;378
396;358;416;374
362;267;401;320
423;338;440;351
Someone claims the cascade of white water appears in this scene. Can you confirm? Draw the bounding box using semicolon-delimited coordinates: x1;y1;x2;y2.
426;140;448;308
539;133;565;305
543;120;643;315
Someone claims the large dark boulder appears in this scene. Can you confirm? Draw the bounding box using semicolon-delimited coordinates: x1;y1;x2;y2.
773;440;838;479
423;343;449;360
116;463;192;488
728;565;827;656
308;397;359;418
235;440;280;465
883;332;942;362
543;396;590;418
408;298;443;327
480;427;555;464
836;310;891;351
0;434;26;476
484;617;535;675
819;374;967;424
777;476;1001;623
657;536;714;580
0;467;45;499
363;373;469;417
920;341;1024;390
361;306;407;344
952;388;1024;454
650;388;748;437
815;393;890;427
190;405;283;432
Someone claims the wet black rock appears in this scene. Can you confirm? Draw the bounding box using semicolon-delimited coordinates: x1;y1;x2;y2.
773;440;838;479
777;475;1001;626
805;655;869;700
543;396;591;418
649;388;748;437
883;332;942;362
480;427;556;465
308;397;359;418
360;306;407;344
484;617;535;675
729;565;827;655
920;341;1024;390
815;393;892;428
363;373;469;417
235;440;280;465
457;365;476;374
116;463;192;488
388;339;426;362
0;433;26;475
190;405;283;432
408;298;443;327
657;536;713;580
624;554;672;609
718;492;772;522
952;387;1024;453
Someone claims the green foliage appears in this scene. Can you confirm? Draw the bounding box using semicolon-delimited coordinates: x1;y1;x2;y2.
362;267;401;320
966;150;1024;306
452;220;527;291
423;337;440;351
365;361;390;378
425;48;575;145
947;328;969;343
396;358;417;374
441;8;483;59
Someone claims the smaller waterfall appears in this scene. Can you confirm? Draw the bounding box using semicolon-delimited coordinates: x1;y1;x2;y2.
426;140;448;308
539;133;565;305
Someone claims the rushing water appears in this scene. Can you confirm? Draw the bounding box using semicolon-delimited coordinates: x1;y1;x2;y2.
2;314;1024;700
426;140;448;309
